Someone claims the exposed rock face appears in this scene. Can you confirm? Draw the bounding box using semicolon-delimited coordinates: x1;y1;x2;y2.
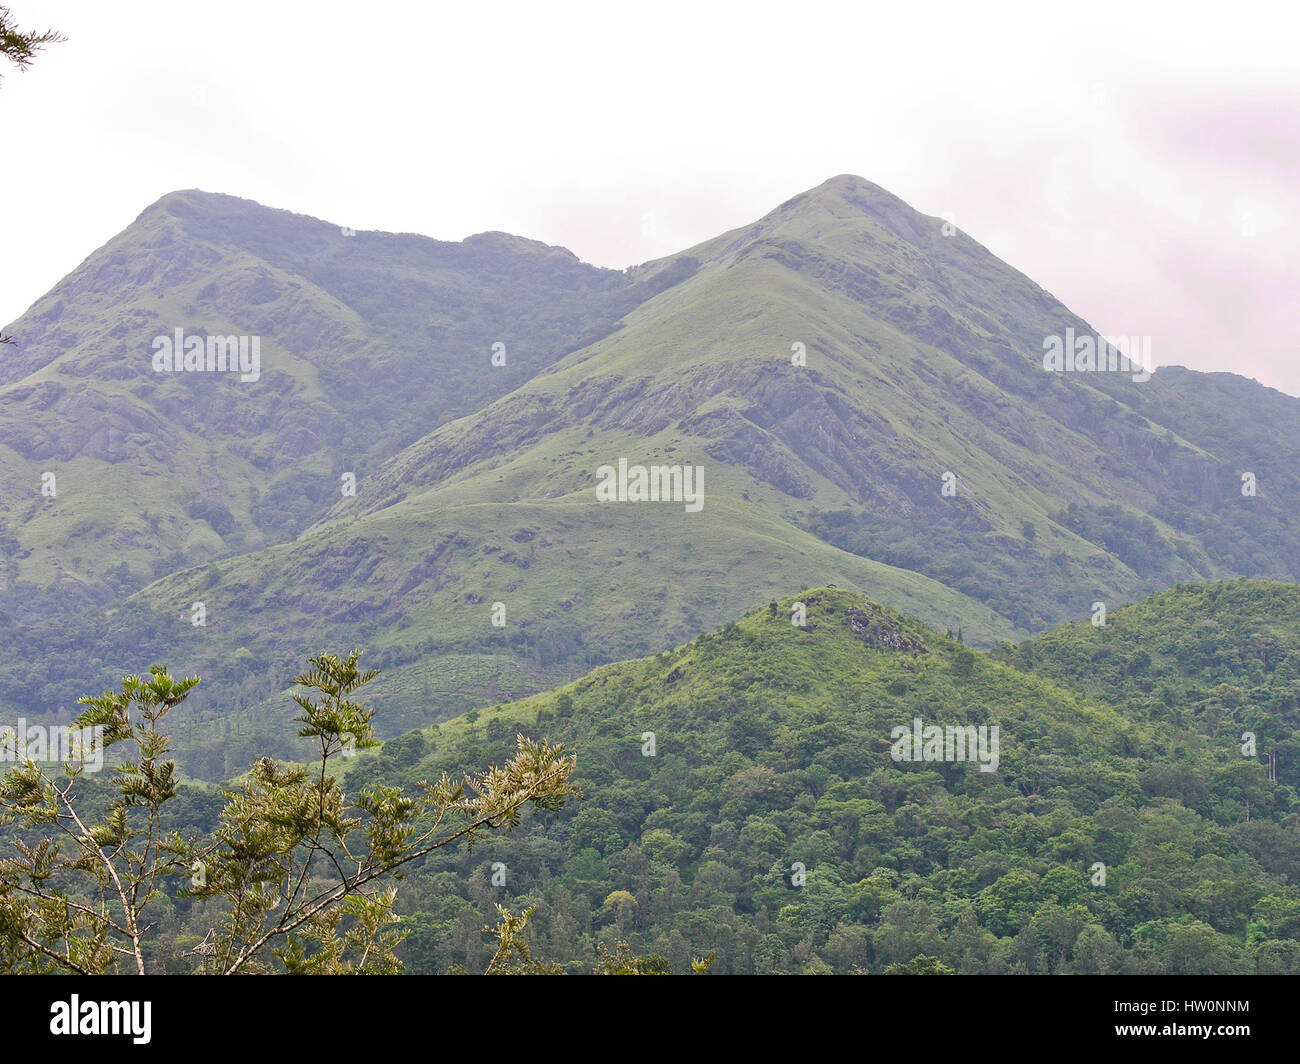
845;604;927;653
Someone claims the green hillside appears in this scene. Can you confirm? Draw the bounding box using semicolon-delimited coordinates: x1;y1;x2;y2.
1006;580;1300;788
159;581;1296;974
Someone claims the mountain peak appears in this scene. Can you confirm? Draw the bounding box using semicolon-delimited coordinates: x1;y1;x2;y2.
461;230;581;261
814;172;890;195
778;173;903;211
762;173;944;253
137;187;265;222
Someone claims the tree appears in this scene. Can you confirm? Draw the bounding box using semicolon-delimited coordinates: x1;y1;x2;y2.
0;666;194;974
0;651;579;974
482;905;563;975
0;5;63;80
953;647;976;679
594;938;711;975
883;954;954;975
602;888;638;933
0;6;65;345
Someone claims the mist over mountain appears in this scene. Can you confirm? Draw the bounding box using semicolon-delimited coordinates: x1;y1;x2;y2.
4;176;1298;777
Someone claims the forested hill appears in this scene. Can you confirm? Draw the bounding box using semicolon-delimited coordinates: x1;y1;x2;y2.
291;581;1298;974
1004;580;1300;796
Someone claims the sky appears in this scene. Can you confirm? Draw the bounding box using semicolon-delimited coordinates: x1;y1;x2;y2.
3;0;1297;394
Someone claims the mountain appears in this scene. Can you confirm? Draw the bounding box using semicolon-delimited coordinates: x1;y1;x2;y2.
4;176;1300;776
0;188;661;614
141;581;1300;973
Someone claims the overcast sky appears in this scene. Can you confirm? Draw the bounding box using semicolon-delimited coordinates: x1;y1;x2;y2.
4;1;1297;394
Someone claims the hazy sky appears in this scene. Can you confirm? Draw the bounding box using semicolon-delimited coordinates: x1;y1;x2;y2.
4;1;1297;394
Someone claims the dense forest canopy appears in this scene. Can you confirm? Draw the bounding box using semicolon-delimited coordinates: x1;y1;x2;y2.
4;581;1294;975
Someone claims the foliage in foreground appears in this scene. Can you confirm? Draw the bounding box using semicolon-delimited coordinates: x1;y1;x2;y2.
0;650;577;974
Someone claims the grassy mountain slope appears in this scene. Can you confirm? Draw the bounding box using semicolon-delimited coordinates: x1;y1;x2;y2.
0;189;648;615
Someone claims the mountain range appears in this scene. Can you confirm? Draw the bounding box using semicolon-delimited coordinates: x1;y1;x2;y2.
4;175;1299;778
